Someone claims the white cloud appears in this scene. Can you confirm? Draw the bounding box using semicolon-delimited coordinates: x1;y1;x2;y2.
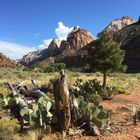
37;39;52;50
0;40;36;60
37;22;73;50
0;22;75;60
55;22;73;40
37;22;74;50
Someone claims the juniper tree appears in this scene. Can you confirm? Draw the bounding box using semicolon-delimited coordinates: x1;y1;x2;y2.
88;31;126;87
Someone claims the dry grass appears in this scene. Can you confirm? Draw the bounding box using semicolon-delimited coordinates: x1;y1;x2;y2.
0;68;140;90
0;68;140;140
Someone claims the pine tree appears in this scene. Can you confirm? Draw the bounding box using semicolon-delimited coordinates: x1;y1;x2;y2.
88;31;126;87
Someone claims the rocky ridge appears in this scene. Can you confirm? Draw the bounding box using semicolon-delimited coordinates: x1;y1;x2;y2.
104;16;136;34
20;27;95;66
20;16;140;72
114;19;140;72
0;53;17;68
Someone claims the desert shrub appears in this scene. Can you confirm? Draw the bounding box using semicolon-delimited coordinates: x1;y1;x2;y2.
20;96;54;129
42;63;66;73
114;86;127;94
70;78;126;131
23;67;33;71
10;129;43;140
0;116;20;140
88;31;126;87
77;96;109;128
0;86;8;96
1;79;56;130
20;129;43;140
70;79;109;131
99;87;117;100
70;78;101;102
70;78;122;100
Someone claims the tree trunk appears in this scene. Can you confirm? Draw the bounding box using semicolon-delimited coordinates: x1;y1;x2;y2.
103;72;107;88
53;71;71;131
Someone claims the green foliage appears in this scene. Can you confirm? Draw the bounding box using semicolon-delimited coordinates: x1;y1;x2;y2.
70;78;102;102
89;32;126;73
20;96;54;129
99;86;117;100
0;116;20;140
78;97;108;128
113;86;127;94
0;86;8;97
70;78;109;129
70;78;127;129
2;91;55;130
0;94;5;110
70;78;117;101
42;63;66;73
88;31;126;86
3;96;21;107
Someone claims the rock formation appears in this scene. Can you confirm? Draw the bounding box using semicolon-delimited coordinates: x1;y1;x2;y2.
20;16;140;72
20;39;62;66
20;27;95;66
47;39;62;55
0;53;17;68
103;16;135;34
20;51;41;66
113;17;140;72
66;27;94;50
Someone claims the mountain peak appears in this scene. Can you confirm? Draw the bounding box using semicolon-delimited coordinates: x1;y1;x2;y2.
103;16;136;34
20;27;95;66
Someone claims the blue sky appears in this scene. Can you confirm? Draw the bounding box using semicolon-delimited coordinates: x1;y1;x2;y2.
0;0;139;59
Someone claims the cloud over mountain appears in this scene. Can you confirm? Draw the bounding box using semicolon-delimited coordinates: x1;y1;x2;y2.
55;22;73;40
37;39;53;50
37;21;74;49
0;22;74;59
0;40;36;60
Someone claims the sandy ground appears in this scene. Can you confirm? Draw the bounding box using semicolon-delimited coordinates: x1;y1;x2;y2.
43;88;140;140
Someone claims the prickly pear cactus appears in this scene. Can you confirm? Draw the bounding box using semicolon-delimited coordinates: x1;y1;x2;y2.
72;95;108;128
20;97;53;128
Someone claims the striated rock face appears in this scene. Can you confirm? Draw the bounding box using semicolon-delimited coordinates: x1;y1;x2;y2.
66;27;95;50
104;16;136;34
20;51;41;66
47;39;62;55
114;18;140;72
0;53;16;68
20;39;62;66
40;39;63;60
20;27;95;66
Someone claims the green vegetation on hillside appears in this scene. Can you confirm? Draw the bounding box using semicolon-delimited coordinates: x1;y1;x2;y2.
88;31;126;87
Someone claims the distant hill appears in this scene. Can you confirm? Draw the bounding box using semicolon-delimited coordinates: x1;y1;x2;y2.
64;16;140;72
60;16;137;71
20;27;95;67
20;16;140;72
0;53;17;68
103;16;135;34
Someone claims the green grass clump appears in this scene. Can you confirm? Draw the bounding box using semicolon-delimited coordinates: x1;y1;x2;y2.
0;116;20;140
0;86;8;96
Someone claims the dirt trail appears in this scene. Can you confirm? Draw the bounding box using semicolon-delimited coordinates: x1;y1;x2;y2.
43;88;140;140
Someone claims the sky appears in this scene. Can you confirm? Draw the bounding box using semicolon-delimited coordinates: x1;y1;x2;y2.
0;0;139;59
